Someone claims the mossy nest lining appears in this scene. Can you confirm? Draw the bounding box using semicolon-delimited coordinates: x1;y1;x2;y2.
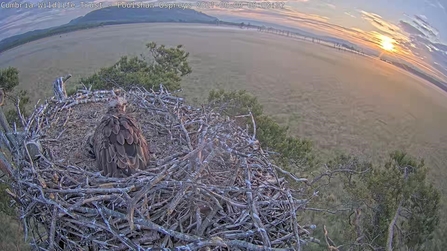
10;87;316;250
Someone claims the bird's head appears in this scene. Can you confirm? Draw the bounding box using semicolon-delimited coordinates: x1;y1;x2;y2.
107;96;127;114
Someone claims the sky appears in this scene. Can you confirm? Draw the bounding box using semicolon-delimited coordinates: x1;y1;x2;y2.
1;0;447;80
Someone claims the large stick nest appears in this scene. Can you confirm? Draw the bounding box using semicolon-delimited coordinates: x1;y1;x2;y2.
9;86;316;250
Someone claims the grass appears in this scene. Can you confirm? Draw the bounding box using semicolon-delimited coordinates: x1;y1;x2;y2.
1;23;447;248
0;212;29;251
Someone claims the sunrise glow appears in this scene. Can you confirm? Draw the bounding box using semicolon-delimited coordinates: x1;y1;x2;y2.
380;35;395;51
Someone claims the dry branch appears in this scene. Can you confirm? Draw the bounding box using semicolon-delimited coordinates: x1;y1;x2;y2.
323;225;340;251
5;85;318;250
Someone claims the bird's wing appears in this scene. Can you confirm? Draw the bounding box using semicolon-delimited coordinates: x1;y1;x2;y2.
115;115;150;172
93;117;118;177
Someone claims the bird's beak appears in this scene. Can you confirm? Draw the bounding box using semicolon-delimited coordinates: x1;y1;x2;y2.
122;99;128;112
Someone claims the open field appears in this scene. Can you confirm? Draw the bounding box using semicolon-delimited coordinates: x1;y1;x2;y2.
1;23;447;192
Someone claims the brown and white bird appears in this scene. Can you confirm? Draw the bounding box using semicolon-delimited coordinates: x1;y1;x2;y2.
89;97;150;177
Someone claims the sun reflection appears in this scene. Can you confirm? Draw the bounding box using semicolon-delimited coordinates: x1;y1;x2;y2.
379;34;395;51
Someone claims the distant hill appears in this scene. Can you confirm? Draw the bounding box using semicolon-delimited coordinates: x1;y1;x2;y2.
0;7;218;53
68;6;218;25
388;60;447;92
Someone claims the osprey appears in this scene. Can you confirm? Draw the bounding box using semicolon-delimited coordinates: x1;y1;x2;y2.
89;97;150;177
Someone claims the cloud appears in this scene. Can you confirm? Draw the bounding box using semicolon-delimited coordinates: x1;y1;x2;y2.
399;20;425;36
414;35;447;52
282;7;329;22
424;0;447;15
0;0;96;40
412;21;437;38
395;15;445;77
344;12;356;18
436;0;446;10
412;15;439;38
297;8;446;79
415;15;429;26
0;0;446;81
200;2;447;80
405;31;447;78
424;0;440;8
209;4;330;24
360;10;400;35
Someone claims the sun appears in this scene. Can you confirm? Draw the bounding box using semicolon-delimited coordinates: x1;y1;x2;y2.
382;40;394;51
380;35;395;51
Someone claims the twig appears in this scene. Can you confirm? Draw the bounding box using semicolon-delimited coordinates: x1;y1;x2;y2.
242;157;271;247
48;205;58;250
324;225;341;251
15;96;26;128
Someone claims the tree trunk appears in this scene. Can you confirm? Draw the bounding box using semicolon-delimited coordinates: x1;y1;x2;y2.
386;199;403;251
